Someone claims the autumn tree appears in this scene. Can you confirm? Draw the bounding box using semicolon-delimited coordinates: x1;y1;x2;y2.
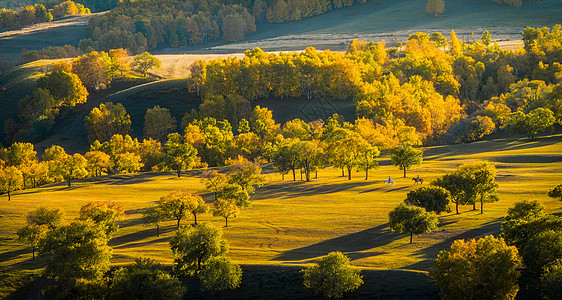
131;52;162;76
79;201;125;237
84;102;132;143
449;30;463;56
426;0;445;15
144;106;177;141
85;151;111;177
164;133;198;177
213;198;239;227
430;235;520;300
356;141;380;180
391;144;423;177
301;252;363;298
109;48;130;75
159;190;209;228
169;223;229;275
26;207;63;230
202;170;228;200
0;165;24;200
405;186;451;214
72;51;112;91
482;30;492;46
389;203;438;244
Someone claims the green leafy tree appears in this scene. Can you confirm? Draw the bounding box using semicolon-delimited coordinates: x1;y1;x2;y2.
109;258;186;300
388;203;438;244
85;151;111;177
142;206;166;237
522;230;562;275
72;51;112;91
38;219;112;284
541;263;562;300
199;256;242;293
425;0;445;15
356;141;380;180
79;201;125;237
217;183;251;208
226;156;265;197
429;235;521;300
0;165;24;200
391;144;423;177
432;172;473;214
547;184;562;201
17;224;47;259
169;223;229;276
18;88;55;124
405;186;451;214
458;161;499;213
294;140;325;181
159;190;209;228
144;106;177;141
301;251;363;298
213;198;239;227
131;52;162;76
26;207;63;230
35;70;88;107
164;133;198;177
503;108;556;140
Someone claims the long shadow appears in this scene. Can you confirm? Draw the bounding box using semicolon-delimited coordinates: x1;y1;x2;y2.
273;223;400;262
109;224;177;247
0;247;29;263
113;236;171;249
253;180;377;200
402;218;502;271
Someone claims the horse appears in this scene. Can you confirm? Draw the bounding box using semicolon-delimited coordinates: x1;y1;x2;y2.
412;176;423;185
384;179;395;186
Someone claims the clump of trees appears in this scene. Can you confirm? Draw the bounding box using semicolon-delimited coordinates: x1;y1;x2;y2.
429;235;521;300
0;1;90;30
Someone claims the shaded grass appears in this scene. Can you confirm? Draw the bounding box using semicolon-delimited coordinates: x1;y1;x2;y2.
0;133;561;297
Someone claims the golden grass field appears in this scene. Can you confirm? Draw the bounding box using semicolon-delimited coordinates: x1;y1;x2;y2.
1;133;561;298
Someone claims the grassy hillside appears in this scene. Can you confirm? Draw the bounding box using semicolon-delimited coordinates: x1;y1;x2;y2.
1;133;561;297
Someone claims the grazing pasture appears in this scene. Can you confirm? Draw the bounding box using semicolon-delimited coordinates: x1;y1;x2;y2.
1;133;561;298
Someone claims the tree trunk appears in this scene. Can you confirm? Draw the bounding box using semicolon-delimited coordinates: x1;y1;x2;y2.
214;191;217;201
292;169;296;181
480;201;484;214
67;179;71;187
305;169;310;182
455;201;459;214
473;203;476;210
365;170;368;180
177;218;181;229
341;168;345;177
32;246;35;260
315;171;318;179
347;166;352;180
177;168;181;177
193;213;197;225
282;174;284;180
156;224;160;237
225;216;228;227
410;231;413;244
7;191;10;201
403;168;407;177
300;168;303;181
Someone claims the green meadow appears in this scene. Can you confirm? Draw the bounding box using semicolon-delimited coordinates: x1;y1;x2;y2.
1;133;561;298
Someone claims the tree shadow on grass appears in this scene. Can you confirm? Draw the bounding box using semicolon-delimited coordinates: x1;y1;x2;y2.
253;180;377;200
109;224;177;247
402;218;502;271
113;236;171;250
272;223;400;263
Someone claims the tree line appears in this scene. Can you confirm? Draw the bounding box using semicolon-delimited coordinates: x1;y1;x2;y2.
0;0;90;30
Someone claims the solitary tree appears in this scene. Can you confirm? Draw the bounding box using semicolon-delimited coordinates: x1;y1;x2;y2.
0;165;24;201
425;0;445;15
164;133;198;177
391;144;423;177
202;170;228;201
199;256;242;293
131;52;162;77
458;161;499;213
547;184;562;201
213;198;239;227
356;142;380;180
17;224;47;259
109;258;185;300
301;251;363;298
429;235;521;300
142;206;166;237
169;223;229;275
388;203;438;244
405;186;451;214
